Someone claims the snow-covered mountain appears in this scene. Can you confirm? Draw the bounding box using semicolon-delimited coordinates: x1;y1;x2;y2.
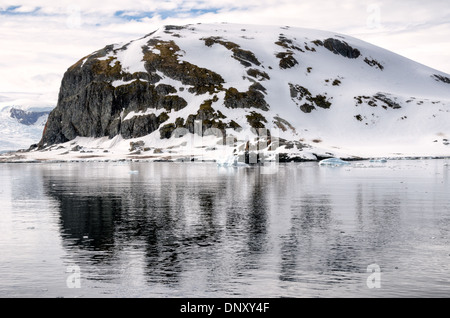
4;23;450;162
0;106;51;153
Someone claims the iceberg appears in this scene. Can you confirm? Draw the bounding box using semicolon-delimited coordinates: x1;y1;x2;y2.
217;155;247;167
369;158;388;163
319;158;351;167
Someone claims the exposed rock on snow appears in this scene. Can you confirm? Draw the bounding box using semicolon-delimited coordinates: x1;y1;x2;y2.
2;23;450;162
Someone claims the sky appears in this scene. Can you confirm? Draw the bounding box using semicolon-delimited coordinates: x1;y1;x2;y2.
1;0;449;107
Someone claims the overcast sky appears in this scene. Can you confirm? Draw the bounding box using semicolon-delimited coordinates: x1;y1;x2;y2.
1;0;449;106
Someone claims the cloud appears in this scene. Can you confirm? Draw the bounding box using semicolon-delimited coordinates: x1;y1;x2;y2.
0;0;449;107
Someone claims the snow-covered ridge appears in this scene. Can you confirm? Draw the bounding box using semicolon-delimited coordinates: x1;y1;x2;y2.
0;106;51;152
2;23;450;162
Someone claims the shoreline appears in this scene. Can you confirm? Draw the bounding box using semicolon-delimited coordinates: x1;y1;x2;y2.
1;152;450;164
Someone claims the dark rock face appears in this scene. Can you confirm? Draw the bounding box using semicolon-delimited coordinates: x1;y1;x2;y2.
38;37;217;148
160;97;229;139
224;86;269;111
246;111;267;129
300;104;316;113
434;74;450;84
364;58;384;70
276;52;299;69
37;26;378;150
374;93;401;109
121;113;168;139
247;68;270;81
354;93;401;109
289;83;332;113
275;35;304;51
318;38;361;59
39;68;179;146
38;28;273;148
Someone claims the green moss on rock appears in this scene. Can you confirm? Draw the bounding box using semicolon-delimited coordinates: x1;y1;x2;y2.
143;40;224;95
247;68;270;80
246;111;267;129
276;52;299;69
275;35;304;52
224;87;269;111
227;120;242;130
92;57;123;78
159;123;176;139
158;112;170;123
289;83;332;112
300;104;315;113
160;98;230;139
309;95;331;109
175;117;185;127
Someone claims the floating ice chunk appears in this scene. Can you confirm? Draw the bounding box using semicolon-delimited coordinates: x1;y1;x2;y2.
369;158;388;163
217;155;247;167
319;158;351;167
129;170;139;174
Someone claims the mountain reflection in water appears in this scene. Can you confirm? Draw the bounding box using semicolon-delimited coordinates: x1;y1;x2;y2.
1;160;448;297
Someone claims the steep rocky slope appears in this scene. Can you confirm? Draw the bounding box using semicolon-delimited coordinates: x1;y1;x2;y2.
9;23;450;161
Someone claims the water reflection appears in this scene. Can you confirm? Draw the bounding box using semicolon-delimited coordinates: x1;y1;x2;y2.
34;161;450;297
51;192;121;251
42;164;272;287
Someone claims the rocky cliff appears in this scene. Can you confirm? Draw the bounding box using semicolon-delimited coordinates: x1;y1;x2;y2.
34;23;450;160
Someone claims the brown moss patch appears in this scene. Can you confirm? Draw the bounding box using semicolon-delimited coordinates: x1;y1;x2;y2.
92;57;123;78
246;68;270;80
143;39;224;95
224;87;269;111
275;35;304;52
161;97;229;139
276;52;299;69
289;83;332;112
273;116;296;133
246;111;268;129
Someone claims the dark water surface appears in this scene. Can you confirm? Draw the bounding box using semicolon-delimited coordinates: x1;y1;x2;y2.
0;160;449;298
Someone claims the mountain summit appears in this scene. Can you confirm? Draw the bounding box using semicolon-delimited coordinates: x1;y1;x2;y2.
25;23;450;160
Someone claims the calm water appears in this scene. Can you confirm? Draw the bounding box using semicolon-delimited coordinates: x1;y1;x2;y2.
0;160;449;298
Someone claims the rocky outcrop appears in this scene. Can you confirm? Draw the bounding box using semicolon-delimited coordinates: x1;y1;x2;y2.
314;38;361;59
121;113;169;139
38;37;222;148
434;74;450;84
35;23;449;157
354;93;401;109
143;39;225;95
364;58;384;70
289;83;332;113
276;52;299;69
224;86;269;111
